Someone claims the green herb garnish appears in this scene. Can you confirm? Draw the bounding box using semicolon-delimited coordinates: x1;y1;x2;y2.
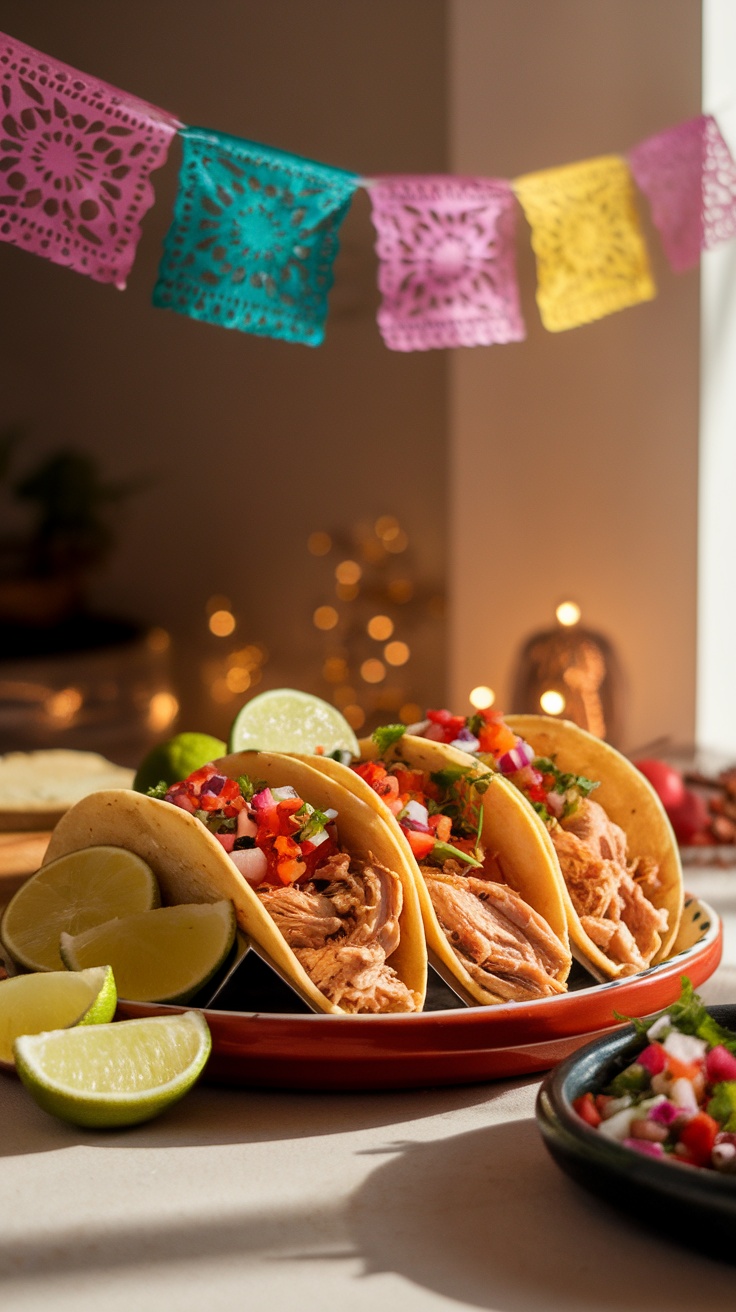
294;802;331;843
373;724;407;754
146;780;169;799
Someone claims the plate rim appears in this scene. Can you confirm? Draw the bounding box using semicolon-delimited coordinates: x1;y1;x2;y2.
116;894;720;1028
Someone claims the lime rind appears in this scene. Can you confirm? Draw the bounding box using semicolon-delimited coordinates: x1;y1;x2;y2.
59;901;237;1004
1;846;160;973
133;732;227;794
227;687;360;757
0;965;117;1067
14;1011;212;1128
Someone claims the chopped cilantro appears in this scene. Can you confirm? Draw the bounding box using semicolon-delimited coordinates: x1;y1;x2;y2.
146;780;169;799
605;1063;650;1098
237;775;266;802
327;749;353;766
294;802;331;842
426;840;482;869
617;977;736;1053
372;724;407;753
707;1082;736;1133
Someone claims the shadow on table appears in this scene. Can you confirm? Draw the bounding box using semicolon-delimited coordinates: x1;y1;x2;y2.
345;1119;736;1310
0;1068;520;1158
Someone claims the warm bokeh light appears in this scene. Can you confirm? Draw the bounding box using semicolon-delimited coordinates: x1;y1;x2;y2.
540;689;566;715
400;701;422;724
384;640;410;666
333;684;357;708
211;677;235;704
375;514;399;540
45;687;83;723
148;691;179;732
387;578;414;603
313;605;339;631
343;703;366;730
323;657;349;683
206;593;231;615
147;626;171;653
385;528;408;554
469;685;495;710
209;609;236;637
556;601;582;627
225;668;251;694
335;582;359;602
335;559;362;586
360;658;386;684
367;614;394;641
307;531;332;556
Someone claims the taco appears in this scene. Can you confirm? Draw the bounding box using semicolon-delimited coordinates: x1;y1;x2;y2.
309;730;571;1005
407;708;684;979
42;751;426;1015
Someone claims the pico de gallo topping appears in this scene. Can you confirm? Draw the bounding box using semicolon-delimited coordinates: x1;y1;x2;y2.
351;730;491;869
148;764;338;888
406;709;600;828
573;979;736;1172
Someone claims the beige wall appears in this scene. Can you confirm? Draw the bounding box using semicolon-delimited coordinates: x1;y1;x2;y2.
1;2;703;752
448;0;701;753
0;1;448;740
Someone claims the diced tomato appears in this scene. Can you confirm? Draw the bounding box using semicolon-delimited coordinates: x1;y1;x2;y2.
429;814;452;842
427;708;455;726
666;1054;703;1083
477;721;517;756
353;761;388;789
276;796;304;833
375;774;400;801
405;829;435;860
679;1112;719;1167
638;1042;668;1076
392;767;426;796
573;1093;602;1128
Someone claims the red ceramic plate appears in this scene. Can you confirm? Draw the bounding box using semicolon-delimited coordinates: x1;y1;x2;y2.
117;894;722;1091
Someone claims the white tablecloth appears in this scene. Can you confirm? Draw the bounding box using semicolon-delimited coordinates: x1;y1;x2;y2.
2;865;736;1312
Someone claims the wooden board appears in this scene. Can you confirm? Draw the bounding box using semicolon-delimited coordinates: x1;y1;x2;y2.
0;831;50;901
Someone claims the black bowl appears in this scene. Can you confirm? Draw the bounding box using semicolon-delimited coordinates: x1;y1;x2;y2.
536;1005;736;1263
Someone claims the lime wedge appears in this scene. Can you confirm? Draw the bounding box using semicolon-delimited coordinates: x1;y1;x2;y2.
59;901;236;1004
0;965;116;1068
228;688;359;757
14;1011;211;1128
1;846;160;973
133;732;226;795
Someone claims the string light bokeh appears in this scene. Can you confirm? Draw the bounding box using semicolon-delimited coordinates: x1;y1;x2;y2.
306;514;445;731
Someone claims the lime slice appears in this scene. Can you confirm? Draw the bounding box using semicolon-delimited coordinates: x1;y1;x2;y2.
228;688;360;757
59;901;236;1004
133;732;226;794
1;846;160;973
0;965;116;1068
14;1011;211;1128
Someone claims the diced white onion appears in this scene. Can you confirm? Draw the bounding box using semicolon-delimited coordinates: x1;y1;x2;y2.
662;1031;708;1063
403;799;429;827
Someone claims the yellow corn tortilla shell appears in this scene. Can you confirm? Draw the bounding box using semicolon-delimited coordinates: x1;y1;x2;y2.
505;715;684;977
43;751;426;1015
305;734;571;1006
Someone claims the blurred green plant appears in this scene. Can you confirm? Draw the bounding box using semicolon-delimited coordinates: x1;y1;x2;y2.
0;427;145;579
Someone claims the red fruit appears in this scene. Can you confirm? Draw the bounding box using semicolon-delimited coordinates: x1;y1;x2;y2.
633;759;686;812
667;788;711;844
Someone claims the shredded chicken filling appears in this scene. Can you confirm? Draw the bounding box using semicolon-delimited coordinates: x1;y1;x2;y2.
550;799;668;974
257;851;419;1013
421;861;568;1001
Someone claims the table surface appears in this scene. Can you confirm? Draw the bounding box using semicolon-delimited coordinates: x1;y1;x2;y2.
3;863;736;1312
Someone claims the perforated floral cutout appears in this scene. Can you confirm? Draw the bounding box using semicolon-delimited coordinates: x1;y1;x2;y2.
368;175;525;351
0;33;179;288
513;155;655;332
153;128;359;345
628;115;736;273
